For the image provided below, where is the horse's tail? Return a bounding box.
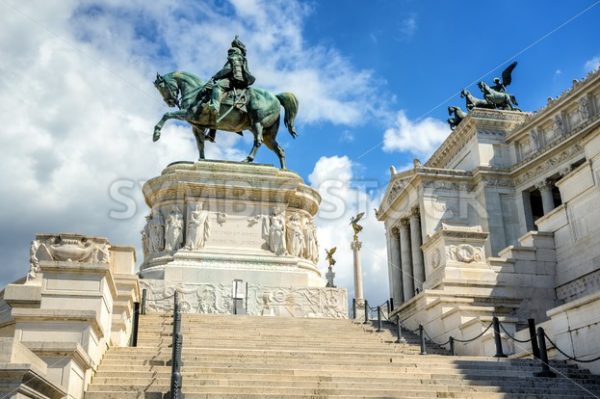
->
[276,92,298,138]
[511,95,518,106]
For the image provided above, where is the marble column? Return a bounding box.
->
[399,219,414,301]
[410,209,425,293]
[351,239,364,306]
[389,227,403,305]
[537,181,555,215]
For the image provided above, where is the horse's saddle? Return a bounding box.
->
[220,87,249,113]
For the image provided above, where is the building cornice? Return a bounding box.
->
[426,109,529,169]
[507,67,600,142]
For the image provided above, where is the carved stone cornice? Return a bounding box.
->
[426,109,528,169]
[507,67,600,141]
[512,139,585,187]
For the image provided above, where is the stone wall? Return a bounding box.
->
[0,234,139,399]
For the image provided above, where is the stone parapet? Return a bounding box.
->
[0,234,139,399]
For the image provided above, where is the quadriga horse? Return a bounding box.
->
[460,88,493,111]
[477,81,520,111]
[153,71,298,169]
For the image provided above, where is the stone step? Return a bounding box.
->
[87,382,594,396]
[84,385,599,398]
[94,364,592,379]
[89,375,600,389]
[85,314,600,398]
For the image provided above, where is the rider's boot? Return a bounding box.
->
[207,129,217,143]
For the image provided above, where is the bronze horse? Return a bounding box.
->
[153,71,298,169]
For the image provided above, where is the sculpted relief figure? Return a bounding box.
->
[262,209,287,255]
[27,240,41,281]
[148,209,165,254]
[529,129,542,152]
[185,203,211,250]
[578,96,593,123]
[303,218,319,263]
[165,208,184,252]
[141,215,151,259]
[286,214,305,257]
[553,114,566,137]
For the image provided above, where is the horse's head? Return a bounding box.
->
[448,106,456,115]
[154,73,180,108]
[477,81,487,92]
[460,89,467,98]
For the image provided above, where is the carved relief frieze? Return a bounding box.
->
[139,280,347,318]
[513,143,584,186]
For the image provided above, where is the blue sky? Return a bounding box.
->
[0,0,599,304]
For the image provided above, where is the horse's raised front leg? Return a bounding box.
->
[153,110,190,142]
[243,123,264,163]
[192,127,206,161]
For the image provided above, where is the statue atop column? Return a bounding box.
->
[350,212,365,242]
[325,247,337,288]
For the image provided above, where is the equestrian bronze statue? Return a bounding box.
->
[152,37,298,169]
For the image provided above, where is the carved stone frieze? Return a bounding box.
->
[513,143,584,186]
[139,280,348,318]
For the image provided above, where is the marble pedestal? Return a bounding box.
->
[139,161,347,318]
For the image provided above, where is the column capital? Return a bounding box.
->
[410,207,420,219]
[535,179,552,192]
[351,240,362,251]
[400,218,410,228]
[391,226,400,238]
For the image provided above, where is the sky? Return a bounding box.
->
[0,0,599,307]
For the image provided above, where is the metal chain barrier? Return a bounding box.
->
[499,321,532,344]
[452,321,493,343]
[544,331,600,364]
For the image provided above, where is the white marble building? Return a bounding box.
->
[378,67,600,370]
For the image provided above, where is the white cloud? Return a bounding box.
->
[0,0,382,285]
[584,55,600,73]
[309,156,389,305]
[382,110,450,157]
[398,15,417,40]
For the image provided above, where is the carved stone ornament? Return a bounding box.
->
[445,244,483,263]
[32,234,110,264]
[185,204,211,251]
[553,114,566,137]
[261,208,287,256]
[139,280,347,318]
[431,248,442,269]
[578,95,593,123]
[513,143,584,186]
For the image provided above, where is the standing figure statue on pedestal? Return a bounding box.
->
[262,208,287,256]
[165,208,184,253]
[286,214,305,257]
[185,203,211,250]
[148,209,165,254]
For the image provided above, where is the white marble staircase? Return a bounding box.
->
[84,314,600,398]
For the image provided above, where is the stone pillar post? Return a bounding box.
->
[389,227,403,305]
[399,219,414,301]
[351,239,364,306]
[537,181,555,215]
[410,209,425,292]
